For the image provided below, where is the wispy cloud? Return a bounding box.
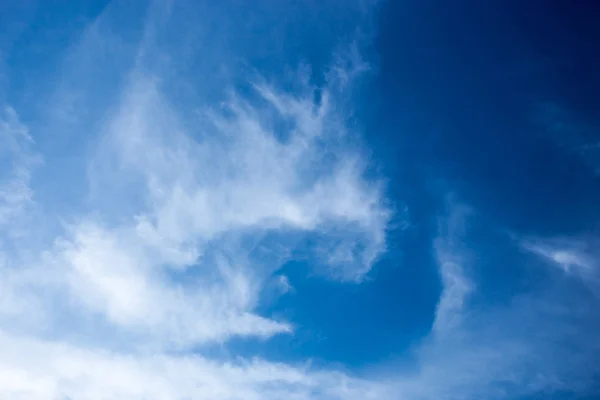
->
[393,202,600,400]
[522,236,600,295]
[0,329,390,400]
[0,2,394,398]
[0,107,39,231]
[432,202,474,334]
[1,66,389,342]
[2,2,599,399]
[522,237,596,273]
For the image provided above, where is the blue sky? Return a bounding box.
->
[1,1,599,399]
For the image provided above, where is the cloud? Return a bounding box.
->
[0,330,390,400]
[0,107,39,231]
[389,202,600,400]
[2,2,599,399]
[95,75,388,266]
[2,77,598,400]
[0,1,394,397]
[0,65,389,347]
[522,237,595,273]
[521,236,600,295]
[432,202,474,334]
[275,274,294,294]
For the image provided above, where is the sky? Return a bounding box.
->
[1,1,599,399]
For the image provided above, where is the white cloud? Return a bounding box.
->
[2,2,599,399]
[0,2,393,396]
[3,82,596,400]
[0,63,389,349]
[275,274,294,294]
[0,330,389,400]
[0,107,39,230]
[432,202,474,334]
[405,203,600,400]
[521,236,600,298]
[2,99,598,398]
[522,237,596,274]
[89,69,389,279]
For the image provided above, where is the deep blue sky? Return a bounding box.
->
[371,0,600,235]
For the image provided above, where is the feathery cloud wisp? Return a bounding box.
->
[0,2,393,397]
